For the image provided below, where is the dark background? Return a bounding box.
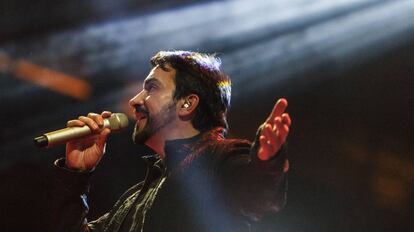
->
[0,0,413,231]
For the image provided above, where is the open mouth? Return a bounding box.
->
[135,113,147,121]
[134,111,148,123]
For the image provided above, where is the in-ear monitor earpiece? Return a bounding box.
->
[183,101,191,108]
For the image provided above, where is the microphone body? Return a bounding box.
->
[34,113,129,148]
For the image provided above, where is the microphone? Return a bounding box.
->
[34,113,129,148]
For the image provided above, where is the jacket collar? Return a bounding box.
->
[140,133,202,172]
[163,132,203,170]
[141,128,225,172]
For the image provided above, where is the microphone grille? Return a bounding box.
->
[108,113,129,131]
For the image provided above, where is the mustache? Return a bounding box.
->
[134,105,149,115]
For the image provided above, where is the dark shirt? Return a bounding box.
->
[50,128,287,232]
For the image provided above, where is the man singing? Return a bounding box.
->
[51,51,291,231]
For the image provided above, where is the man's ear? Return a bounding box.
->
[178,94,199,118]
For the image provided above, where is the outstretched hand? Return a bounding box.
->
[257,98,291,164]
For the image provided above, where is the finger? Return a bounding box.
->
[273,116,282,131]
[266,98,288,123]
[268,117,285,149]
[259,135,271,150]
[281,113,291,127]
[275,115,290,133]
[101,111,112,118]
[87,113,104,127]
[275,118,289,144]
[263,123,278,151]
[67,119,85,127]
[78,116,100,132]
[258,135,272,160]
[96,128,111,149]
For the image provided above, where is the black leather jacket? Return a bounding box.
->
[50,128,288,232]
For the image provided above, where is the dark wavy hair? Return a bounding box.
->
[150,50,231,134]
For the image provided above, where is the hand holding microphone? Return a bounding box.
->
[35,111,128,171]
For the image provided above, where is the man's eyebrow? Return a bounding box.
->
[143,77,161,86]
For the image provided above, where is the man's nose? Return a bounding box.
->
[129,91,145,107]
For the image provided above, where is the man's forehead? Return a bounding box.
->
[143,65,175,85]
[145,68,158,81]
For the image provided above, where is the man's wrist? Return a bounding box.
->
[56,158,95,173]
[53,158,93,195]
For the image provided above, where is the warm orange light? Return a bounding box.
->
[1,52,91,101]
[14,60,91,100]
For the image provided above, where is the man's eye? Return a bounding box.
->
[146,85,156,92]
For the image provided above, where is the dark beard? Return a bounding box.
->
[132,102,176,144]
[132,117,152,144]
